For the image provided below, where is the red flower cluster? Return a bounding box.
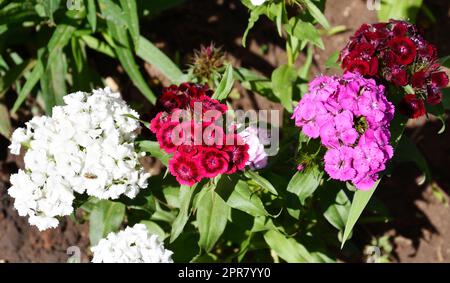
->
[340,20,449,118]
[150,83,249,186]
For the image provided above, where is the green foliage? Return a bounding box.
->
[89,200,126,245]
[271,64,297,112]
[5,0,441,264]
[196,188,230,252]
[1,0,184,114]
[378,0,423,23]
[212,64,235,100]
[287,166,322,206]
[263,229,314,263]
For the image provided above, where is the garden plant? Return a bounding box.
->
[0,0,449,263]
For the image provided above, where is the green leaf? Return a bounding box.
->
[71,37,85,73]
[214,174,240,201]
[85,0,97,32]
[12,55,44,113]
[120,0,139,50]
[136,140,170,166]
[98,0,128,27]
[285,18,324,49]
[82,35,116,58]
[440,56,450,68]
[244,170,278,195]
[212,63,234,100]
[0,103,12,139]
[275,2,283,37]
[378,0,423,22]
[46,23,77,66]
[40,49,67,114]
[170,185,196,243]
[0,3,37,26]
[235,68,277,101]
[302,0,330,29]
[227,180,269,217]
[0,59,35,98]
[323,189,351,231]
[325,51,340,69]
[298,44,313,79]
[271,64,297,112]
[341,182,378,248]
[264,229,314,263]
[136,36,184,83]
[43,0,61,22]
[197,189,230,252]
[89,200,126,246]
[251,216,276,232]
[140,220,166,240]
[302,0,330,30]
[287,166,323,205]
[101,2,156,104]
[242,6,265,47]
[12,23,75,113]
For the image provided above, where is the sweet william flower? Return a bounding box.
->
[387,36,417,65]
[8,88,150,230]
[199,147,230,177]
[324,146,356,182]
[224,134,250,174]
[398,94,426,119]
[340,20,448,117]
[431,71,449,88]
[151,83,249,186]
[168,153,203,186]
[240,125,270,170]
[292,73,394,190]
[91,224,174,263]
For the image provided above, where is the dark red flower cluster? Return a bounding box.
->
[150,83,249,186]
[340,20,449,118]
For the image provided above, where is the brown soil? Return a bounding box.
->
[1,0,449,262]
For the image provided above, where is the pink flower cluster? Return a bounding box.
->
[292,72,395,190]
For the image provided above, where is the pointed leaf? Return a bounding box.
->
[245,170,278,195]
[323,189,351,231]
[212,64,234,100]
[264,230,315,263]
[287,166,322,205]
[227,180,269,217]
[40,49,67,114]
[271,64,297,112]
[85,0,97,32]
[302,0,330,29]
[89,200,126,245]
[136,36,184,83]
[101,1,156,104]
[120,0,140,49]
[197,189,230,252]
[170,185,196,243]
[136,140,170,166]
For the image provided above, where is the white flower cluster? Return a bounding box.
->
[8,88,150,231]
[91,224,173,263]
